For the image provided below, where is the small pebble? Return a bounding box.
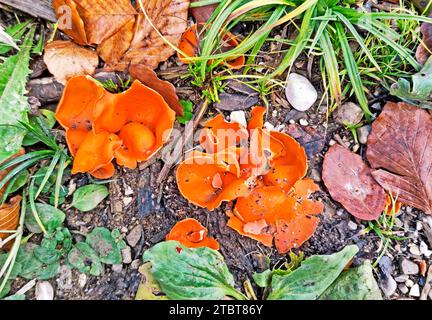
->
[285,73,318,111]
[78,273,87,288]
[131,259,141,270]
[299,118,309,126]
[288,119,295,124]
[395,275,409,282]
[409,284,420,297]
[356,125,371,144]
[352,144,360,153]
[348,221,358,231]
[112,264,123,273]
[230,110,247,128]
[381,276,397,297]
[420,241,432,257]
[264,122,275,130]
[401,259,419,275]
[405,279,414,287]
[398,284,409,294]
[123,197,133,206]
[409,244,421,256]
[126,225,143,247]
[329,139,336,146]
[334,102,363,125]
[122,246,132,264]
[35,281,54,300]
[124,185,134,196]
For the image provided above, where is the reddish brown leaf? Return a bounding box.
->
[190,0,217,24]
[367,102,432,214]
[43,40,99,84]
[129,64,183,115]
[416,23,432,65]
[53,0,136,45]
[118,0,190,70]
[322,144,386,220]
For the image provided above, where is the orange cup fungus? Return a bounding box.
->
[166,218,220,250]
[56,75,175,178]
[178,24,245,69]
[176,107,324,254]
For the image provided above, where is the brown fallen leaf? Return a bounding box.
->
[285,124,326,158]
[129,64,183,115]
[322,144,386,220]
[0,196,21,248]
[190,0,217,24]
[367,102,432,214]
[119,0,190,70]
[43,40,99,84]
[53,0,136,45]
[416,23,432,65]
[0,149,25,200]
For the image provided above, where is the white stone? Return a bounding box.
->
[299,118,309,126]
[78,273,87,288]
[398,284,409,294]
[420,241,432,258]
[285,73,318,111]
[405,279,414,287]
[348,221,358,231]
[264,122,275,130]
[409,284,420,297]
[230,111,247,128]
[35,281,54,300]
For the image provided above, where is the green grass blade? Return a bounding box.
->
[319,29,342,106]
[0,150,54,171]
[28,178,48,235]
[54,153,68,208]
[308,8,331,56]
[34,150,61,199]
[335,22,372,119]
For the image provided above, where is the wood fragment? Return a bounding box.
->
[0,0,56,22]
[420,265,432,300]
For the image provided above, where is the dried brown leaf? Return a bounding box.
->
[322,144,386,220]
[129,64,183,115]
[416,23,432,65]
[118,0,190,70]
[43,40,98,84]
[190,0,217,24]
[367,102,432,214]
[53,0,136,45]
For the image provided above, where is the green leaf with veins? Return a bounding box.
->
[71,184,109,212]
[0,27,35,162]
[390,55,432,109]
[319,260,382,300]
[67,242,104,276]
[86,227,122,265]
[142,241,247,300]
[267,245,359,300]
[25,203,65,234]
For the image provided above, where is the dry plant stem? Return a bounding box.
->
[0,194,26,294]
[157,99,210,184]
[0,0,56,21]
[243,279,257,300]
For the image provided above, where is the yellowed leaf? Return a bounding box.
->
[43,40,99,84]
[135,262,168,300]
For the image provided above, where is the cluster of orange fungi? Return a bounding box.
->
[56,75,175,179]
[166,218,219,250]
[178,24,245,69]
[176,107,324,253]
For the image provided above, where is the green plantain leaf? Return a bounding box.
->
[0,27,35,162]
[267,245,359,300]
[71,184,109,212]
[319,260,382,300]
[86,227,122,265]
[142,241,247,300]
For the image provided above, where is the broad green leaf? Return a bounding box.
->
[253,270,272,288]
[33,246,62,265]
[71,184,109,212]
[267,245,359,300]
[16,245,60,280]
[390,55,432,110]
[25,203,65,233]
[0,27,35,162]
[143,241,247,300]
[135,262,168,300]
[67,242,104,276]
[86,227,122,265]
[176,100,194,124]
[319,261,382,300]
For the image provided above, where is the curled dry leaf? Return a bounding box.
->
[166,218,219,250]
[118,0,190,70]
[190,0,218,24]
[176,107,323,253]
[53,0,136,45]
[367,102,432,214]
[416,23,432,65]
[129,64,183,115]
[43,40,99,84]
[0,195,21,244]
[322,144,386,221]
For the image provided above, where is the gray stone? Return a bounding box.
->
[381,276,397,297]
[395,275,409,282]
[356,125,371,144]
[122,246,132,264]
[35,281,54,300]
[78,273,87,288]
[405,279,414,287]
[285,73,318,111]
[112,264,123,273]
[334,102,363,125]
[56,265,73,291]
[126,225,143,247]
[348,221,358,231]
[401,259,419,275]
[398,284,409,294]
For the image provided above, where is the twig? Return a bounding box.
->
[420,265,432,300]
